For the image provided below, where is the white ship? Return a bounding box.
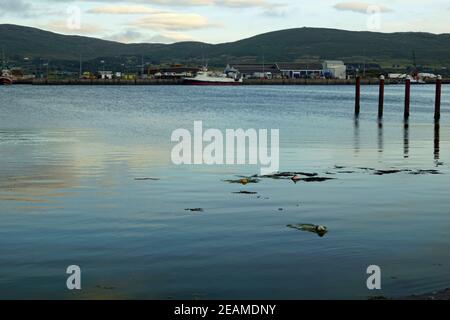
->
[183,68,242,86]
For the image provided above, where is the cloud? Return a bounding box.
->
[0,0,32,17]
[334,2,393,14]
[216,0,272,8]
[43,20,106,35]
[132,12,219,31]
[146,31,194,43]
[106,29,145,42]
[88,5,163,14]
[262,7,287,18]
[105,28,193,43]
[66,0,273,9]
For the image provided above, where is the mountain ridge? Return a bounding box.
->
[1,24,450,68]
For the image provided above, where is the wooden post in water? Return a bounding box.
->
[355,76,361,116]
[404,77,411,119]
[435,75,442,121]
[378,75,385,118]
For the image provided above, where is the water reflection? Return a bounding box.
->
[377,119,383,154]
[434,121,440,161]
[403,120,409,159]
[353,117,360,155]
[0,129,169,207]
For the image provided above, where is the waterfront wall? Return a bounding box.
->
[14,78,450,86]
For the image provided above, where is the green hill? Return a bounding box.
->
[1,24,450,70]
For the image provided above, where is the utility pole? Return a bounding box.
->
[1,47,5,70]
[363,49,366,78]
[262,46,265,78]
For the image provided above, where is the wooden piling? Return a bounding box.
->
[435,75,442,121]
[355,76,361,116]
[404,77,411,119]
[378,75,385,118]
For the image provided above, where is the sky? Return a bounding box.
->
[0,0,449,44]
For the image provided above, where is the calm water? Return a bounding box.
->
[0,85,449,300]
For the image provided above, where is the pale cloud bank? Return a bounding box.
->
[334,2,393,14]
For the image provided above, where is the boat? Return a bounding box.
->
[183,68,242,86]
[0,69,13,85]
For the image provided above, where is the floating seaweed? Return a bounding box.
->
[257,172,335,183]
[373,169,408,176]
[374,168,442,176]
[287,223,328,237]
[261,172,319,179]
[409,169,442,175]
[302,177,335,182]
[233,191,258,195]
[185,208,204,212]
[224,177,260,185]
[134,177,160,181]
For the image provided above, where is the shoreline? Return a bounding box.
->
[11,78,450,86]
[370,288,450,300]
[401,288,450,300]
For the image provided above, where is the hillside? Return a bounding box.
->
[1,24,450,69]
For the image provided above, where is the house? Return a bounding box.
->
[225,64,281,79]
[323,60,347,79]
[276,62,324,79]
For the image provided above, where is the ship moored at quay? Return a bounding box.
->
[182,67,243,85]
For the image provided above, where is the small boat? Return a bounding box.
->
[183,67,242,86]
[0,69,13,85]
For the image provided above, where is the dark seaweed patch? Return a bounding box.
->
[260,172,319,179]
[233,191,258,195]
[409,169,442,175]
[302,177,335,182]
[287,224,328,237]
[185,208,204,212]
[373,169,409,176]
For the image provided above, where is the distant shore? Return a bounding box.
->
[12,78,450,86]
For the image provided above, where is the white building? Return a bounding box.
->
[99,71,113,80]
[323,60,347,79]
[276,63,324,79]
